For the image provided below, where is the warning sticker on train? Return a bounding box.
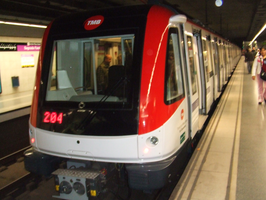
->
[181,109,184,120]
[84,15,104,30]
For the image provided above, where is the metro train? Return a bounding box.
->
[25,3,241,200]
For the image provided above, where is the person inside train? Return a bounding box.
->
[245,47,255,73]
[251,46,266,104]
[252,46,257,58]
[96,54,112,94]
[117,54,122,65]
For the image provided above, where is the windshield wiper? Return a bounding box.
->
[73,76,128,134]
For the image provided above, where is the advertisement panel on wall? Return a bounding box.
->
[21,54,35,68]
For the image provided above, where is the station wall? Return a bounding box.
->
[0,36,42,96]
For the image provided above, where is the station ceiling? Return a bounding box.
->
[0,0,266,47]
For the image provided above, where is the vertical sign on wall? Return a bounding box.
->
[17,44,40,68]
[21,54,34,68]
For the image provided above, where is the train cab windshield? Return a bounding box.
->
[45,34,134,105]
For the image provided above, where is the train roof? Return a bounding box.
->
[47,4,177,38]
[54,4,153,22]
[47,4,234,45]
[48,5,153,36]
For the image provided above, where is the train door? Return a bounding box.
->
[218,44,225,89]
[225,45,231,80]
[193,30,214,115]
[204,36,214,112]
[212,41,221,98]
[191,30,208,131]
[229,46,233,72]
[192,30,205,116]
[216,42,223,92]
[223,45,228,82]
[185,32,199,138]
[166,15,189,149]
[228,46,232,73]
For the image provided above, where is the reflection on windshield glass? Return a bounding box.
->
[46,35,134,103]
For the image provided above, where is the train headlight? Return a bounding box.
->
[144,148,149,154]
[73,182,85,195]
[146,136,159,147]
[29,128,33,135]
[59,181,72,194]
[29,128,35,144]
[150,136,159,145]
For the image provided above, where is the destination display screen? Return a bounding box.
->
[43,111,64,124]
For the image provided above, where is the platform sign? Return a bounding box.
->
[17,45,40,52]
[0,43,26,51]
[0,43,40,52]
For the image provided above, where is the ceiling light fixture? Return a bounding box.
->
[249,23,266,46]
[215,0,223,7]
[0,21,47,29]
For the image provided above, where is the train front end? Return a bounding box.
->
[26,4,190,199]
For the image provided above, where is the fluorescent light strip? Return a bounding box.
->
[0,20,47,29]
[249,23,266,46]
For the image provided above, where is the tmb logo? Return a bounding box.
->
[84,15,104,30]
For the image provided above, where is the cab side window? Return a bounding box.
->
[165,28,185,105]
[187,36,197,95]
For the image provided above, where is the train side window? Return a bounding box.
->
[186,36,197,95]
[165,28,185,104]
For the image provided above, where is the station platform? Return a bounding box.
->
[0,90,32,114]
[0,90,31,159]
[170,56,266,200]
